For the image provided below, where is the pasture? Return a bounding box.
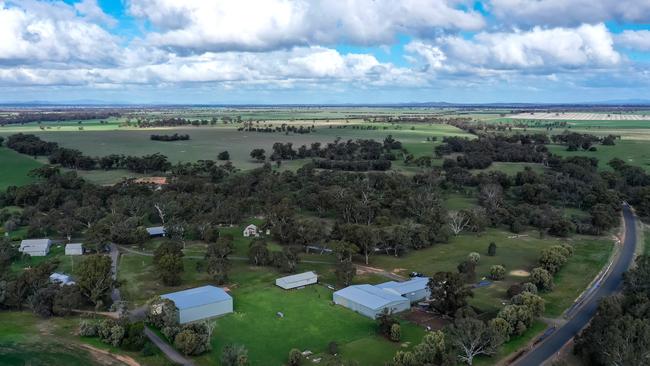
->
[369,229,613,316]
[0,147,42,190]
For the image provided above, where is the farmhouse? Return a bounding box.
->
[275,271,318,289]
[65,243,83,256]
[146,226,166,237]
[243,224,259,237]
[161,285,233,324]
[19,238,51,257]
[376,277,430,303]
[333,284,410,319]
[50,273,74,286]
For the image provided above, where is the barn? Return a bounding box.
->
[161,285,233,324]
[146,226,166,237]
[275,271,318,290]
[19,239,52,257]
[333,284,410,319]
[376,277,430,303]
[65,243,83,256]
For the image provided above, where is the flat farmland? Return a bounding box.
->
[507,112,650,121]
[1,123,471,171]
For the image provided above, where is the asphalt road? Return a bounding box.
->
[513,204,638,365]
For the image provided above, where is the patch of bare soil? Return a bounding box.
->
[402,308,449,330]
[509,269,530,277]
[78,344,141,366]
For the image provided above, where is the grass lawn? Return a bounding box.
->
[0,311,169,366]
[0,147,42,190]
[196,264,425,366]
[369,229,613,316]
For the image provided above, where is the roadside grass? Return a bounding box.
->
[0,147,42,190]
[542,238,613,317]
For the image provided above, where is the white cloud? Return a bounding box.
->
[407,24,622,74]
[0,1,121,66]
[74,0,117,27]
[616,30,650,51]
[127,0,485,52]
[488,0,650,27]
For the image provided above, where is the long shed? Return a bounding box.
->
[19,239,51,257]
[161,285,233,324]
[275,271,317,289]
[333,284,410,319]
[65,243,83,256]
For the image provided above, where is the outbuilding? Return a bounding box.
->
[376,277,430,303]
[50,273,75,286]
[161,285,233,324]
[243,224,259,237]
[275,271,318,290]
[333,284,410,319]
[65,243,83,256]
[146,226,166,237]
[19,239,51,257]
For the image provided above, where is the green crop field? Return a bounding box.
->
[0,147,42,190]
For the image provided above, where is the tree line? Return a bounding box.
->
[150,133,190,141]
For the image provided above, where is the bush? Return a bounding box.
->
[141,342,157,357]
[327,341,338,355]
[467,252,481,264]
[288,348,302,366]
[487,242,497,256]
[220,344,249,366]
[217,151,230,161]
[390,323,401,342]
[121,322,146,351]
[79,321,98,337]
[507,283,523,298]
[521,282,538,295]
[530,267,554,291]
[489,265,506,280]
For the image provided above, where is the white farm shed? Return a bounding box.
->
[275,271,317,289]
[333,284,410,319]
[161,285,233,324]
[243,224,259,237]
[146,226,166,237]
[65,243,83,256]
[19,239,51,257]
[376,277,430,303]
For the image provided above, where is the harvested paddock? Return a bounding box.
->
[507,112,650,121]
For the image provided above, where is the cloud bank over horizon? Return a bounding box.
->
[0,0,649,104]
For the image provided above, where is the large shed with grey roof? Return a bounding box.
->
[161,285,233,324]
[275,271,318,289]
[376,277,430,303]
[19,239,51,257]
[333,284,410,319]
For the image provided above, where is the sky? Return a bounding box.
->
[1,0,650,104]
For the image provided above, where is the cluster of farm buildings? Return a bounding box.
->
[17,223,431,326]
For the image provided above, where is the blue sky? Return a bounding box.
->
[1,0,650,104]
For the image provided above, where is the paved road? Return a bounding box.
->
[513,204,638,365]
[145,327,195,366]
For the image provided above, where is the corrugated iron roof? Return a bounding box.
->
[334,284,408,310]
[376,277,430,295]
[162,285,231,310]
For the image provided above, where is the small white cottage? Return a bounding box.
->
[243,224,259,237]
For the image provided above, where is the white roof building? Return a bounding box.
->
[161,285,233,324]
[65,243,83,256]
[19,239,51,257]
[50,273,75,286]
[243,224,259,237]
[275,271,318,290]
[333,284,411,319]
[376,277,430,303]
[146,226,166,237]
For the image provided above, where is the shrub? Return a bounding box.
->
[390,323,401,342]
[467,252,481,264]
[489,265,506,280]
[79,321,98,337]
[288,348,302,366]
[521,282,538,294]
[507,283,523,298]
[327,341,338,355]
[487,242,497,256]
[530,267,554,291]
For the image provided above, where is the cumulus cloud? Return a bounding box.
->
[616,30,650,51]
[407,23,621,74]
[74,0,117,27]
[488,0,650,27]
[0,0,121,66]
[127,0,485,52]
